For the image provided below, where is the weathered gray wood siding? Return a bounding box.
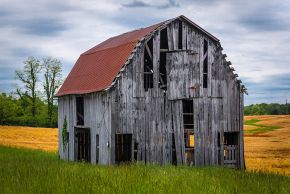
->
[83,92,112,164]
[58,92,112,164]
[109,18,244,167]
[58,95,76,161]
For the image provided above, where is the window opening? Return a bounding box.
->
[159,52,167,90]
[203,39,208,88]
[160,28,169,49]
[144,38,153,91]
[76,96,84,125]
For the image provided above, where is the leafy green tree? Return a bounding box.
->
[15,57,42,119]
[42,57,62,127]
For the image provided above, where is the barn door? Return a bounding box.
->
[115,134,132,164]
[75,127,91,162]
[166,51,200,100]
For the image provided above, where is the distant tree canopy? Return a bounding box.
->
[244,103,290,115]
[0,92,57,127]
[0,56,62,128]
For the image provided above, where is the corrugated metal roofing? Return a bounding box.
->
[56,23,162,96]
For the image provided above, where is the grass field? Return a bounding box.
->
[0,146,289,194]
[0,115,289,176]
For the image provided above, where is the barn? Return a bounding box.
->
[56,15,246,169]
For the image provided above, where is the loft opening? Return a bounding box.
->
[160,28,168,50]
[159,27,168,90]
[144,38,153,91]
[182,99,194,165]
[76,96,84,125]
[203,39,208,88]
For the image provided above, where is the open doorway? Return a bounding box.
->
[115,134,132,164]
[183,99,195,166]
[75,127,91,162]
[223,132,239,168]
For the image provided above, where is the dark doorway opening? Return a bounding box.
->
[76,96,84,125]
[223,132,239,168]
[182,99,195,166]
[171,133,177,165]
[75,127,90,162]
[115,134,132,164]
[96,134,99,164]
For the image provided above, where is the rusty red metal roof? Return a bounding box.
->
[56,23,162,96]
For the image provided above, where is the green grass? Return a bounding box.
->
[244,119,282,134]
[0,146,289,194]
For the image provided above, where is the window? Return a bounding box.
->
[203,39,208,88]
[178,20,183,49]
[144,38,153,91]
[76,96,84,125]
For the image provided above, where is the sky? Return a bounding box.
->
[0,0,290,105]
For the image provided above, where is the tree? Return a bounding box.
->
[42,57,62,127]
[15,57,42,119]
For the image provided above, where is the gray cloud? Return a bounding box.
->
[122,0,179,9]
[23,19,67,36]
[122,0,151,8]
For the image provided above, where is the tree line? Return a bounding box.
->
[0,57,62,127]
[244,103,290,115]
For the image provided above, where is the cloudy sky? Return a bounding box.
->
[0,0,290,105]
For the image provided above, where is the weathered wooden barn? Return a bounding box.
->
[56,15,246,169]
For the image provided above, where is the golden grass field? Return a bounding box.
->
[244,115,290,176]
[0,115,289,176]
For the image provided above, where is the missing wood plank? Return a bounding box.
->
[178,20,183,49]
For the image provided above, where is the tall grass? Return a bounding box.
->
[0,146,289,194]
